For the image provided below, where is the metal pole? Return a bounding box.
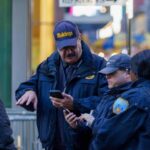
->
[127,18,131,55]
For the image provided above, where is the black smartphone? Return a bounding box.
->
[49,90,64,99]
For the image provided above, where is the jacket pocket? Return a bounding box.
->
[37,106,56,145]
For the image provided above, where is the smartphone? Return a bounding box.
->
[49,90,64,99]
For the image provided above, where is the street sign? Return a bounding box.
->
[59,0,126,7]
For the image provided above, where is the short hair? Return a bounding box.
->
[131,50,150,80]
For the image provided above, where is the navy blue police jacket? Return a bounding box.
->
[0,99,16,150]
[15,41,108,149]
[90,79,150,150]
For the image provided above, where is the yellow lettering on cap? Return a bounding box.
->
[57,32,73,38]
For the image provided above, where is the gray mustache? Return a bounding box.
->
[66,53,76,58]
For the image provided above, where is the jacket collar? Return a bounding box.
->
[132,78,150,88]
[72,41,97,76]
[107,82,132,95]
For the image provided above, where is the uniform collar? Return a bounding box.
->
[107,82,132,95]
[132,78,150,88]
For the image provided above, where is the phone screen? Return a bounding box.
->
[49,90,64,99]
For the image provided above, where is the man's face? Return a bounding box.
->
[58,39,82,64]
[106,70,131,89]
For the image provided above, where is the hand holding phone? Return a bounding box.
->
[64,109,70,115]
[49,90,64,99]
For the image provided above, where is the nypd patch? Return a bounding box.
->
[113,97,129,115]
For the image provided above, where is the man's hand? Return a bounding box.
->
[16,90,38,110]
[50,93,73,110]
[63,110,78,128]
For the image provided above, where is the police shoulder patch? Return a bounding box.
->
[113,97,129,115]
[85,75,95,79]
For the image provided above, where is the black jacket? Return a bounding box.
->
[0,99,16,150]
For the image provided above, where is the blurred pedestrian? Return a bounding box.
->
[0,99,16,150]
[15,20,108,150]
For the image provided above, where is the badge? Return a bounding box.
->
[85,75,95,79]
[113,97,129,115]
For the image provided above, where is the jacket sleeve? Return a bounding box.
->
[15,73,38,111]
[0,100,16,150]
[15,61,45,111]
[73,73,108,113]
[69,121,92,150]
[90,106,147,150]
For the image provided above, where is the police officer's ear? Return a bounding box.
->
[78,33,82,41]
[77,34,82,46]
[126,69,130,74]
[130,70,138,81]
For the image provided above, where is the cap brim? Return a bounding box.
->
[99,67,118,74]
[56,38,77,50]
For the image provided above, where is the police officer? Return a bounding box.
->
[15,20,108,150]
[0,99,16,150]
[64,53,132,148]
[89,50,150,150]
